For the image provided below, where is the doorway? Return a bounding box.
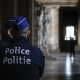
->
[59,7,78,52]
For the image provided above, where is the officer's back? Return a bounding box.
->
[1,16,45,80]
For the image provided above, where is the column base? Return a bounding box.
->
[47,44,60,53]
[41,45,57,60]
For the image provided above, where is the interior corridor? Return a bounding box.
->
[0,0,80,80]
[40,52,80,80]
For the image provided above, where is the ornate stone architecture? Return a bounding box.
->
[34,0,50,48]
[34,1,57,60]
[36,0,80,53]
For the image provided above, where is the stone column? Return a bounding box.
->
[29,0,34,45]
[46,7,60,52]
[78,10,80,45]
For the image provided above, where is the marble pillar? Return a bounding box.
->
[46,7,59,52]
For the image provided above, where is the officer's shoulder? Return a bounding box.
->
[31,46,43,55]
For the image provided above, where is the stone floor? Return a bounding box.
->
[40,52,80,80]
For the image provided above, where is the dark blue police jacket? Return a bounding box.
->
[0,34,10,48]
[0,36,45,80]
[0,34,10,80]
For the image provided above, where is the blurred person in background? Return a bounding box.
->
[70,37,75,57]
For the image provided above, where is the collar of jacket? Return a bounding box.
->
[13,36,28,42]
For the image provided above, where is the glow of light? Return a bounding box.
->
[71,26,74,37]
[65,26,75,40]
[66,55,71,75]
[74,36,76,40]
[71,57,74,63]
[66,26,70,37]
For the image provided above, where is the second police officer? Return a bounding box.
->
[0,18,15,80]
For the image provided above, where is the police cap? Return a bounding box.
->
[3,18,15,28]
[12,15,29,31]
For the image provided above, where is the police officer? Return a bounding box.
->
[1,15,45,80]
[0,18,15,80]
[0,18,15,48]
